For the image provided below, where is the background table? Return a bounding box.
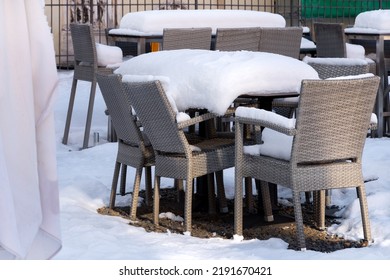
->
[345,28,390,137]
[108,9,286,55]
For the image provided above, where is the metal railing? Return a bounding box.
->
[44,0,389,68]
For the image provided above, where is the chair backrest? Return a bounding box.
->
[258,27,303,59]
[162,28,212,50]
[70,23,97,65]
[304,57,370,79]
[95,73,145,146]
[292,76,379,165]
[214,27,261,51]
[122,80,189,154]
[314,22,346,58]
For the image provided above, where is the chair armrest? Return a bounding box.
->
[272,97,299,108]
[177,112,217,130]
[235,107,297,136]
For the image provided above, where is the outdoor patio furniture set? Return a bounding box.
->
[62,10,382,250]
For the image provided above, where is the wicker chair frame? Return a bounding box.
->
[122,80,235,233]
[314,22,376,74]
[235,76,380,250]
[63,23,113,149]
[96,73,155,220]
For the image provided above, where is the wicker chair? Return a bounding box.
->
[314,22,376,74]
[62,23,120,149]
[122,80,235,233]
[234,76,380,250]
[258,27,303,59]
[95,73,155,220]
[162,28,212,50]
[273,58,376,217]
[214,27,261,51]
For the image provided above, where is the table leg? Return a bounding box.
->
[376,37,386,137]
[137,38,146,55]
[253,97,279,214]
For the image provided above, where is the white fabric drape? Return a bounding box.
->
[0,0,61,259]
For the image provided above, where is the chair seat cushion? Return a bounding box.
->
[244,128,292,161]
[346,43,366,59]
[96,43,123,66]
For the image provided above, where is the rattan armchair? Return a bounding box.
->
[273,57,376,222]
[62,23,121,149]
[313,22,376,74]
[96,73,154,220]
[234,76,380,250]
[162,28,212,50]
[122,80,235,233]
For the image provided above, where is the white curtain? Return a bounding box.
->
[0,0,62,259]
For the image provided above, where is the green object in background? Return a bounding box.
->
[301,0,389,18]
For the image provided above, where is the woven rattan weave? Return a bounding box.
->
[214,27,261,51]
[258,27,303,59]
[162,28,212,50]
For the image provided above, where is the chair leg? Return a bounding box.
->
[184,177,194,233]
[313,190,326,230]
[62,78,78,145]
[258,181,274,222]
[153,175,161,226]
[119,164,127,196]
[109,161,121,209]
[234,176,244,237]
[357,185,372,243]
[82,80,97,149]
[144,166,152,206]
[216,170,228,213]
[325,190,332,207]
[174,179,184,204]
[130,167,143,220]
[292,190,306,250]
